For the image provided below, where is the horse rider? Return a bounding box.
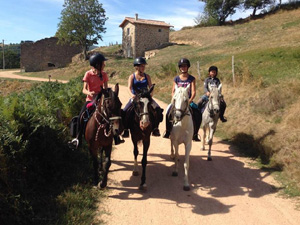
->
[122,57,164,137]
[163,58,201,141]
[197,65,227,122]
[68,53,124,149]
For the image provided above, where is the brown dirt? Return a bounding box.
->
[0,70,68,83]
[96,85,300,225]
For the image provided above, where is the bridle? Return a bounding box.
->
[171,93,190,123]
[94,91,122,141]
[207,87,221,118]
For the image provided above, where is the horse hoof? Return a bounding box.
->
[170,154,175,160]
[132,171,139,176]
[172,171,178,177]
[183,185,190,191]
[201,147,205,151]
[207,157,212,161]
[139,184,147,191]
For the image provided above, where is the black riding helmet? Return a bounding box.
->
[89,53,107,67]
[178,58,190,68]
[133,57,147,66]
[208,66,218,74]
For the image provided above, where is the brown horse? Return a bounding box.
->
[85,83,123,188]
[128,85,156,190]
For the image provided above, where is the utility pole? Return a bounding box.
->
[2,39,5,70]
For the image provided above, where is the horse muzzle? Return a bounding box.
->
[140,121,150,130]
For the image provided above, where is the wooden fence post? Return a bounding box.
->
[232,56,235,86]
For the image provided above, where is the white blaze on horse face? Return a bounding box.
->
[173,87,189,121]
[210,86,220,113]
[140,97,150,130]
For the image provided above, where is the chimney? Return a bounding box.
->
[135,13,138,21]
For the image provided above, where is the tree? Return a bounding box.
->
[243,0,275,17]
[56,0,108,60]
[199,0,241,25]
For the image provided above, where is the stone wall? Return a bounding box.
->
[121,22,170,58]
[121,22,136,58]
[20,37,81,72]
[135,24,169,58]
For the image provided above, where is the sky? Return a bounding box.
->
[0,0,275,46]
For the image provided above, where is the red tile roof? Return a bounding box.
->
[119,17,173,28]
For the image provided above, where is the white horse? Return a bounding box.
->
[201,83,222,161]
[169,84,193,191]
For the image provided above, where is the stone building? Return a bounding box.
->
[20,37,81,72]
[119,14,173,58]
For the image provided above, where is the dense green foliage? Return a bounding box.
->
[199,0,241,25]
[0,77,103,224]
[56,0,108,59]
[0,44,20,69]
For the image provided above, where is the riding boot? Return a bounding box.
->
[163,115,172,139]
[121,109,130,138]
[114,135,125,145]
[219,99,227,123]
[191,107,201,142]
[152,107,163,137]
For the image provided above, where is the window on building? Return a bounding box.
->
[158,29,162,32]
[127,28,130,35]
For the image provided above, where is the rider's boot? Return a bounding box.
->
[219,99,227,123]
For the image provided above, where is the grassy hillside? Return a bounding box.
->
[2,7,300,197]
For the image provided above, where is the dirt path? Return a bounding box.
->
[98,85,300,225]
[2,71,299,224]
[0,70,67,83]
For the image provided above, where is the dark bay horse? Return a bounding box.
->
[128,85,155,190]
[85,83,123,188]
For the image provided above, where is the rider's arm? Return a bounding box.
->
[146,74,153,96]
[189,79,196,103]
[82,81,95,97]
[128,74,135,98]
[171,81,176,97]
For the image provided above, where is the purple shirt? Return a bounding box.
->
[174,75,195,98]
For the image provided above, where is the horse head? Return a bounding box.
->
[208,83,222,116]
[101,83,123,136]
[172,84,190,122]
[133,85,154,131]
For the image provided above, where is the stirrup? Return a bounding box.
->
[68,138,79,150]
[114,136,125,145]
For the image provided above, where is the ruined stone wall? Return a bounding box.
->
[121,22,136,58]
[20,37,81,72]
[135,24,169,58]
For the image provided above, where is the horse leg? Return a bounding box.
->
[89,144,100,186]
[207,125,215,161]
[183,142,192,191]
[170,139,175,160]
[202,126,206,150]
[132,142,139,176]
[139,140,150,190]
[172,143,179,177]
[100,146,112,188]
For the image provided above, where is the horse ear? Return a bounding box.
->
[149,84,155,94]
[114,83,119,96]
[175,83,179,90]
[218,83,222,93]
[186,83,190,91]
